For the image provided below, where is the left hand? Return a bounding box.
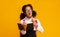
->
[32,18,38,28]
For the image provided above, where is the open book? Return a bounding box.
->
[17,23,34,31]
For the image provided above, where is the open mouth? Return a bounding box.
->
[29,13,30,15]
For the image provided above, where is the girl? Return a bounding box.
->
[18,4,44,37]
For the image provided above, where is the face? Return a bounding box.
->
[25,6,32,18]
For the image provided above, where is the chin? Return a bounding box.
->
[28,16,32,18]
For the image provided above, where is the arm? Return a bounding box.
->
[18,20,27,35]
[37,19,44,33]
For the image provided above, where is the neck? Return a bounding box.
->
[26,16,33,19]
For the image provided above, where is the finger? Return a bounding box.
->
[32,18,35,22]
[23,20,25,23]
[23,20,27,25]
[35,20,38,23]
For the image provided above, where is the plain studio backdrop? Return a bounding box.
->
[0,0,60,37]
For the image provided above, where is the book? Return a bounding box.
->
[17,23,34,31]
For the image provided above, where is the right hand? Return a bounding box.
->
[22,20,27,31]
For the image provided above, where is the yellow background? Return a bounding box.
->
[0,0,60,37]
